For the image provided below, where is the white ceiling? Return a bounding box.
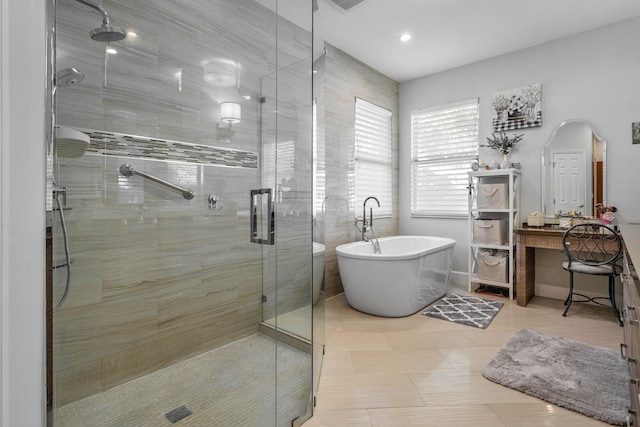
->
[266,0,640,82]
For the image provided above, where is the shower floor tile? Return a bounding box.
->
[55,334,311,427]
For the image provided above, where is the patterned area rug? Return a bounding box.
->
[422,294,503,329]
[482,329,629,425]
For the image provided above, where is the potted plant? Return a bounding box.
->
[483,132,523,168]
[595,203,617,225]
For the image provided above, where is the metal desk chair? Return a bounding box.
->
[561,223,623,326]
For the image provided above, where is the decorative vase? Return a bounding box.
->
[500,154,511,169]
[600,213,613,225]
[497,110,508,124]
[525,107,537,122]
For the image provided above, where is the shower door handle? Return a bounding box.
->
[250,188,275,245]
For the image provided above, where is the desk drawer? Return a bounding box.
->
[622,246,640,403]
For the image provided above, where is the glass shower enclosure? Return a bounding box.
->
[49,0,319,425]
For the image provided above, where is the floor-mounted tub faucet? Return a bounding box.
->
[360,196,381,253]
[362,196,380,233]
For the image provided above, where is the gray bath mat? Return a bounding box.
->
[422,293,503,329]
[482,328,629,425]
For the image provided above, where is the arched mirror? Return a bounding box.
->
[542,120,606,218]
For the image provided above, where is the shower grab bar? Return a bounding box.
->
[119,164,195,200]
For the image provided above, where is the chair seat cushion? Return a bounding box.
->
[561,260,623,275]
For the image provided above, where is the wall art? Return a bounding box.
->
[492,83,542,131]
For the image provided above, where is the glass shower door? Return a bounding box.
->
[260,54,314,424]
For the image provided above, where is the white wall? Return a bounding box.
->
[0,0,47,425]
[399,18,640,292]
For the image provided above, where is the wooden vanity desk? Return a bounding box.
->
[515,226,567,306]
[515,224,623,306]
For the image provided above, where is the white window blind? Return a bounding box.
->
[313,98,325,216]
[411,98,479,217]
[354,97,392,217]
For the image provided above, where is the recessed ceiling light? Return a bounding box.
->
[106,47,118,55]
[400,33,412,42]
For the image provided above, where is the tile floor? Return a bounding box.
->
[306,291,624,426]
[55,334,311,426]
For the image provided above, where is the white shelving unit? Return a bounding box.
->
[467,169,521,299]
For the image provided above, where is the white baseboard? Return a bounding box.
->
[535,282,622,302]
[451,273,621,303]
[449,271,467,292]
[535,283,572,300]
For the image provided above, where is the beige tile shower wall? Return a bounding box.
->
[321,44,400,298]
[55,0,310,153]
[53,0,313,406]
[53,155,263,405]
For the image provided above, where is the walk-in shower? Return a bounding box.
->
[49,0,319,425]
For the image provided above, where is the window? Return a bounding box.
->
[354,97,392,217]
[411,98,479,217]
[313,98,324,217]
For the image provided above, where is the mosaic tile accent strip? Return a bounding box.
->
[80,129,258,169]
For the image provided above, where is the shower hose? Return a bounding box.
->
[53,190,72,312]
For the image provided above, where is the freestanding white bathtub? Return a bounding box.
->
[336,235,455,317]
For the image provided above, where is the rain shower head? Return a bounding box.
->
[55,127,90,158]
[74,0,127,42]
[55,67,85,87]
[90,24,127,42]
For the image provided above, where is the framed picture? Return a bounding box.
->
[492,83,542,131]
[633,122,640,144]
